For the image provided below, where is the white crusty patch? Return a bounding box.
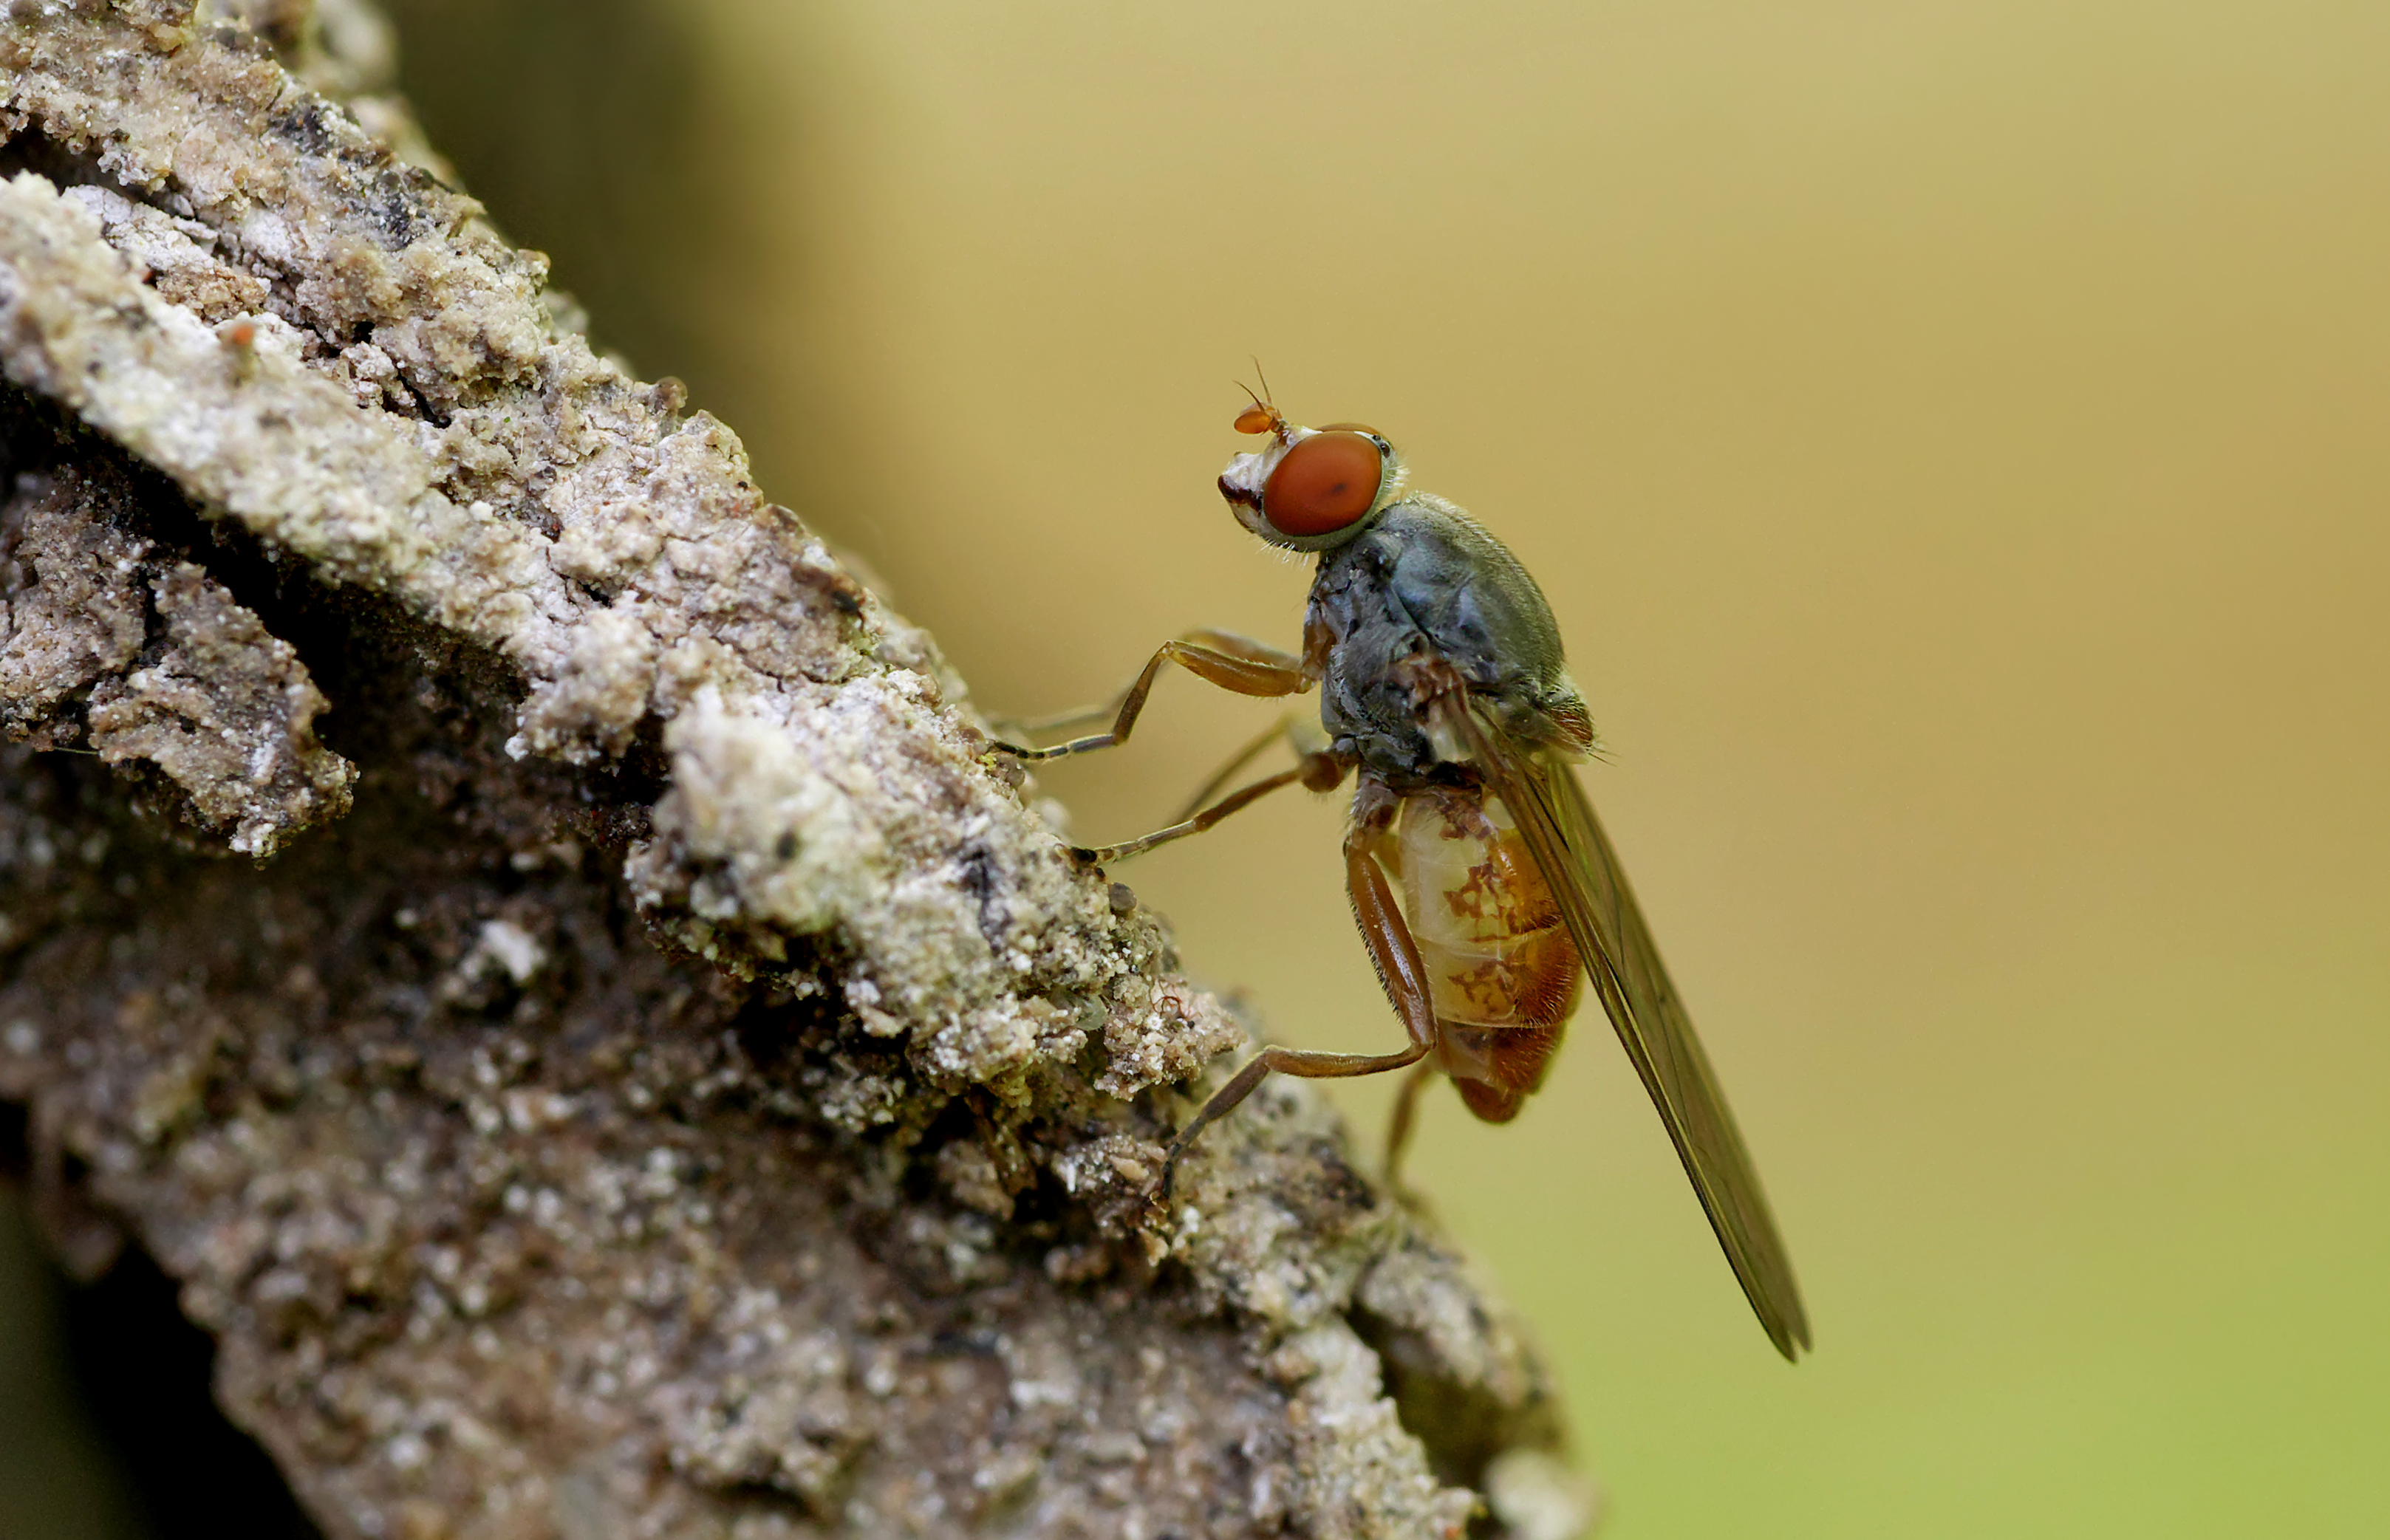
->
[651,686,888,936]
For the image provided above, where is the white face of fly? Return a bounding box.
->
[1217,418,1314,544]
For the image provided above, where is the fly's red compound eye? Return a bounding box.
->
[1233,404,1279,435]
[1263,430,1387,536]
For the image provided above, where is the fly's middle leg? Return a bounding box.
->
[1171,710,1338,821]
[1071,713,1346,866]
[1071,763,1305,864]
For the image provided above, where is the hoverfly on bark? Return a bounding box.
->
[997,395,1810,1358]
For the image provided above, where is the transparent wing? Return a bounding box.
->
[1452,697,1812,1359]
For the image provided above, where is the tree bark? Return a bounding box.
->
[0,4,1592,1536]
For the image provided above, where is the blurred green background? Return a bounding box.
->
[7,1,2386,1534]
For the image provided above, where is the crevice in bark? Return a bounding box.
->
[1,383,362,753]
[58,1235,328,1540]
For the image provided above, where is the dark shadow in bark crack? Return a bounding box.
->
[1351,1296,1566,1505]
[58,1239,327,1540]
[1,1109,319,1540]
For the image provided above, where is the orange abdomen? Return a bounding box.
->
[1377,792,1583,1121]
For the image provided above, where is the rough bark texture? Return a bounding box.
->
[0,5,1594,1537]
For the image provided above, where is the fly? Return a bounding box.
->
[996,394,1811,1358]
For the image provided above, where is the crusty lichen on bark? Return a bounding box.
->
[0,5,1595,1537]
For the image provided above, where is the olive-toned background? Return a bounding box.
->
[7,1,2386,1535]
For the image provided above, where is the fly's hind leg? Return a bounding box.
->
[1155,1041,1430,1198]
[1153,824,1440,1198]
[991,631,1309,763]
[1382,1059,1438,1200]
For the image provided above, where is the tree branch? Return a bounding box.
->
[0,4,1593,1535]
